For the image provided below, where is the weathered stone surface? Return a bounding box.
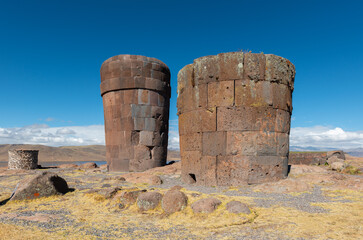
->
[137,192,163,211]
[8,150,38,170]
[327,150,346,160]
[226,201,251,214]
[101,55,170,172]
[191,198,221,213]
[98,187,121,199]
[10,172,69,201]
[161,189,188,214]
[331,162,346,171]
[80,162,98,169]
[177,52,295,186]
[289,152,328,165]
[119,189,146,206]
[57,164,78,169]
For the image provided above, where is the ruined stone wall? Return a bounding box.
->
[8,150,38,170]
[101,55,170,172]
[289,150,345,165]
[177,52,295,186]
[289,152,328,165]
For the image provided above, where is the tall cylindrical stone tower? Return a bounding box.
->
[177,52,295,185]
[101,55,171,172]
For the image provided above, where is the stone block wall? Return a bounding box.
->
[177,52,295,185]
[101,55,170,172]
[289,150,345,165]
[8,150,39,170]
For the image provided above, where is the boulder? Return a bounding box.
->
[98,187,121,199]
[57,164,78,169]
[191,198,221,213]
[137,192,163,211]
[118,189,146,206]
[327,156,345,165]
[327,150,345,160]
[161,189,188,214]
[10,172,69,201]
[331,162,346,171]
[226,201,251,214]
[80,162,98,169]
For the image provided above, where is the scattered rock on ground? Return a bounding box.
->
[10,172,69,201]
[137,192,163,211]
[80,162,98,169]
[226,201,251,214]
[162,189,188,214]
[99,164,108,170]
[118,189,146,206]
[99,187,121,199]
[327,156,345,165]
[57,164,78,169]
[191,198,221,213]
[331,162,346,171]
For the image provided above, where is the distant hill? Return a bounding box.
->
[0,144,106,162]
[290,146,363,157]
[0,144,181,163]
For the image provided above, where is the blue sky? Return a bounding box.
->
[0,0,362,149]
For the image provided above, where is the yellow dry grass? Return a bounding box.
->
[0,169,362,239]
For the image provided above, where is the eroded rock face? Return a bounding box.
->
[10,172,69,201]
[100,55,171,172]
[191,197,222,213]
[137,192,163,211]
[161,189,188,214]
[177,52,295,185]
[226,201,251,214]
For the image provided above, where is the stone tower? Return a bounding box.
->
[101,55,170,172]
[177,52,295,185]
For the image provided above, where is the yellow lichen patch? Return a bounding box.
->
[254,199,363,240]
[322,188,363,201]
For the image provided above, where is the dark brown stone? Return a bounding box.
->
[226,201,251,214]
[161,189,188,214]
[10,172,69,201]
[191,197,221,213]
[137,192,163,211]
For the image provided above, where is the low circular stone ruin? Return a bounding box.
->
[8,150,39,170]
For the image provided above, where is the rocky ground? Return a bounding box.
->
[0,156,362,240]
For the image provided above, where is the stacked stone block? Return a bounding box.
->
[177,52,295,185]
[8,150,39,170]
[101,55,170,172]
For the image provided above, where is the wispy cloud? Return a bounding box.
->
[0,125,105,146]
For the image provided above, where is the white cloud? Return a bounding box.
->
[2,123,360,151]
[165,125,363,150]
[0,125,105,146]
[290,126,363,149]
[56,128,76,135]
[168,130,180,150]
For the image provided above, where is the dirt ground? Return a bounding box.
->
[0,155,362,240]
